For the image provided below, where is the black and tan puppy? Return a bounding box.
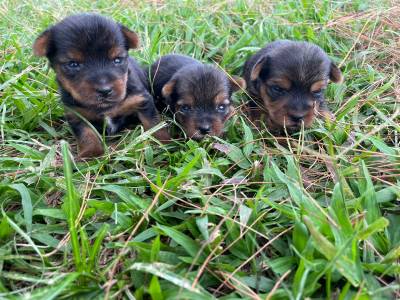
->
[148,54,246,140]
[33,14,169,158]
[243,40,343,132]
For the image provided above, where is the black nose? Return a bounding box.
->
[96,86,113,97]
[289,114,305,123]
[198,124,211,135]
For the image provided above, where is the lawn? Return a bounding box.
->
[0,0,399,299]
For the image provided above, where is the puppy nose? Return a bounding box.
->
[198,124,211,135]
[289,114,305,123]
[96,86,113,97]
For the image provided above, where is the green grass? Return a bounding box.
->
[0,0,399,299]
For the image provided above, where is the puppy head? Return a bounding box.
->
[161,65,245,140]
[33,14,139,109]
[250,40,343,130]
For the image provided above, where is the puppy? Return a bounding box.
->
[33,14,169,158]
[148,54,246,140]
[242,40,343,132]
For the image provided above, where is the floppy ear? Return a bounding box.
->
[161,80,176,98]
[33,29,51,57]
[120,25,139,49]
[229,75,246,92]
[329,61,343,83]
[250,55,268,81]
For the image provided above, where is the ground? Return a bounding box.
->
[0,0,399,299]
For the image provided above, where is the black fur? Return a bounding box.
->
[148,54,243,140]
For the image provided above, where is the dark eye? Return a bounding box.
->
[312,89,324,97]
[216,104,227,113]
[180,105,191,112]
[270,85,285,94]
[113,57,124,65]
[66,61,80,69]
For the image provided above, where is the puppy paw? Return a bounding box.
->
[154,128,172,144]
[78,144,104,159]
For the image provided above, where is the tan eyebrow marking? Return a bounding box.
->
[66,50,84,61]
[310,80,328,92]
[266,77,292,90]
[108,46,125,59]
[214,92,229,105]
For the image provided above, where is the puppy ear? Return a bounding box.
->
[329,61,343,83]
[250,55,268,81]
[161,80,176,98]
[229,75,246,92]
[120,25,139,49]
[33,30,51,57]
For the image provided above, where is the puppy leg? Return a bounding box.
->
[137,96,171,143]
[66,114,104,158]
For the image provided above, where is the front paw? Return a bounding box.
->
[78,143,104,159]
[77,127,105,159]
[154,128,172,144]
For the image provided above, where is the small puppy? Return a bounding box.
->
[242,40,343,132]
[148,54,246,140]
[33,14,169,158]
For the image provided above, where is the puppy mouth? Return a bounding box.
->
[96,91,126,103]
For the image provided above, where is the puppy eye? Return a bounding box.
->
[66,61,80,69]
[180,105,191,112]
[216,104,227,113]
[312,89,324,97]
[113,57,124,65]
[270,85,285,94]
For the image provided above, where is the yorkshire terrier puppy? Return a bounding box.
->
[243,40,343,132]
[33,14,169,158]
[148,54,246,140]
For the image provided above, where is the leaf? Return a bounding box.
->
[242,119,254,159]
[239,204,252,231]
[151,235,161,262]
[148,275,163,300]
[303,216,361,287]
[61,141,82,271]
[128,263,206,294]
[359,160,380,224]
[101,185,147,210]
[196,216,209,241]
[22,273,79,300]
[330,183,352,237]
[0,216,13,239]
[357,217,389,241]
[213,139,251,169]
[33,208,66,220]
[157,224,203,259]
[10,184,32,233]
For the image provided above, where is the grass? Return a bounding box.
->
[0,0,399,299]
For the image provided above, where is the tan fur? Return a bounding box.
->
[66,50,84,62]
[120,26,139,49]
[214,92,229,105]
[229,75,246,91]
[77,127,104,158]
[267,77,292,90]
[108,47,125,59]
[161,80,176,97]
[310,80,328,92]
[33,31,50,57]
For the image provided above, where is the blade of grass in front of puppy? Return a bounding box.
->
[61,140,82,272]
[88,223,109,271]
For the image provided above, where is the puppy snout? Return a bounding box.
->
[198,123,211,135]
[96,86,113,97]
[289,113,305,124]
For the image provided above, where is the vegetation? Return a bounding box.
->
[0,0,399,299]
